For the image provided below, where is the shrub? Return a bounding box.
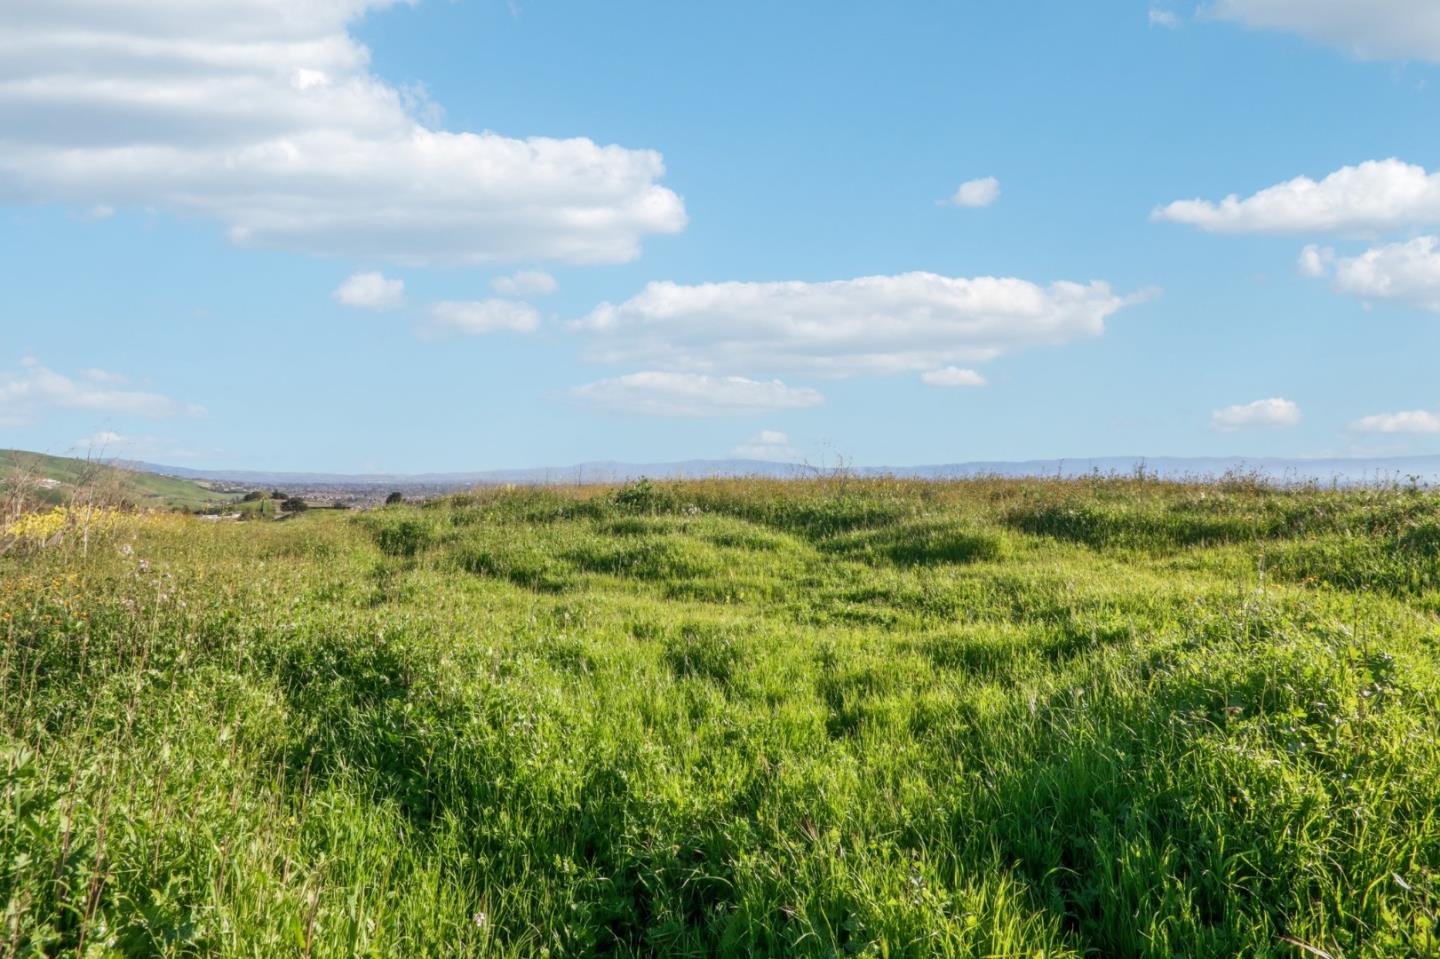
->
[612,478,674,515]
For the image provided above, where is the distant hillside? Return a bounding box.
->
[123,453,1440,489]
[0,450,240,510]
[121,458,810,486]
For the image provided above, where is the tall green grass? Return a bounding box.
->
[2,478,1439,956]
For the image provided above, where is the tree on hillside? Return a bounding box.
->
[386,492,404,505]
[281,497,308,513]
[242,491,265,502]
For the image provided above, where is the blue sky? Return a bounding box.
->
[4,0,1440,472]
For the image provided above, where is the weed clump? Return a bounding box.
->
[663,623,747,687]
[374,518,432,557]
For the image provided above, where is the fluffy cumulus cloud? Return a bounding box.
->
[491,270,558,297]
[1300,237,1440,312]
[731,429,802,462]
[1154,159,1440,234]
[947,177,1000,208]
[920,367,986,388]
[0,0,686,265]
[574,272,1143,377]
[571,372,824,417]
[1211,397,1302,431]
[0,358,204,426]
[1351,409,1440,434]
[333,271,404,310]
[424,300,539,336]
[1207,0,1440,62]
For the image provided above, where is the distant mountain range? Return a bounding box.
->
[120,454,1440,488]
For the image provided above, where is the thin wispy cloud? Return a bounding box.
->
[571,372,823,417]
[72,431,209,461]
[424,300,540,337]
[491,271,558,297]
[920,367,987,388]
[731,429,802,461]
[0,358,205,427]
[80,369,129,387]
[1351,409,1440,434]
[1207,0,1440,63]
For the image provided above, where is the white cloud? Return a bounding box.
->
[920,367,987,388]
[76,430,126,451]
[731,429,801,462]
[425,299,539,336]
[571,372,824,417]
[1351,409,1440,433]
[0,359,204,426]
[72,431,205,460]
[81,368,129,386]
[1154,159,1440,234]
[574,272,1145,378]
[1149,9,1180,28]
[1297,244,1334,278]
[0,0,686,265]
[1208,0,1440,62]
[1211,397,1302,431]
[947,177,1000,208]
[333,270,405,310]
[1301,236,1440,312]
[491,270,558,296]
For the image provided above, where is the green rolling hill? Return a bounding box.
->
[0,449,240,511]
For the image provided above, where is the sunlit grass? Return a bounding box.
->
[3,476,1439,956]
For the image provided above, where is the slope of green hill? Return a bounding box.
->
[0,449,239,510]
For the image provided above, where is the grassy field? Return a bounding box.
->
[233,496,281,519]
[3,476,1439,957]
[0,450,239,512]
